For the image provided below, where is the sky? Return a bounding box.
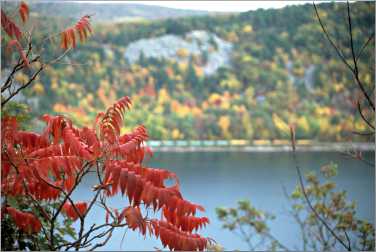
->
[80,1,313,12]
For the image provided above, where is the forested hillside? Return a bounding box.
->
[2,2,374,141]
[2,1,210,22]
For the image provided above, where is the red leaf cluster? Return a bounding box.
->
[1,96,211,250]
[1,115,94,200]
[98,97,211,250]
[1,2,30,66]
[5,207,42,234]
[62,201,87,221]
[19,1,29,23]
[60,15,92,49]
[97,96,132,144]
[1,9,22,40]
[118,206,147,235]
[151,219,209,251]
[163,207,210,233]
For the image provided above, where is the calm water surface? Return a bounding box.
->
[72,151,374,250]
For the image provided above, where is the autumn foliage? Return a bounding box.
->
[1,9,22,40]
[2,2,210,250]
[62,201,88,221]
[1,2,28,66]
[1,96,211,250]
[4,207,42,234]
[60,15,92,49]
[18,1,29,23]
[1,1,92,67]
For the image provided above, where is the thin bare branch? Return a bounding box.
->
[49,162,90,249]
[313,1,375,111]
[45,48,72,65]
[313,2,353,71]
[356,32,374,61]
[1,63,43,107]
[344,231,352,251]
[357,100,375,130]
[346,1,374,111]
[88,227,115,250]
[290,127,351,251]
[347,1,358,75]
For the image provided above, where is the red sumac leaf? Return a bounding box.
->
[122,206,146,235]
[60,15,92,49]
[1,10,22,40]
[62,201,87,221]
[19,1,29,23]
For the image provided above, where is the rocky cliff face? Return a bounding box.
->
[124,30,233,75]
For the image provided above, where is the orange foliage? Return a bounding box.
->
[60,15,92,49]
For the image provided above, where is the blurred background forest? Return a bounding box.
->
[1,1,375,251]
[1,1,374,142]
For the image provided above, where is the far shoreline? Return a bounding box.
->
[146,141,375,153]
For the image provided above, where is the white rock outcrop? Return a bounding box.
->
[124,30,233,75]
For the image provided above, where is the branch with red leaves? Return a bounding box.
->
[2,3,211,250]
[1,2,93,108]
[2,96,212,251]
[60,15,92,49]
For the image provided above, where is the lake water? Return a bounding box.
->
[72,151,375,251]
